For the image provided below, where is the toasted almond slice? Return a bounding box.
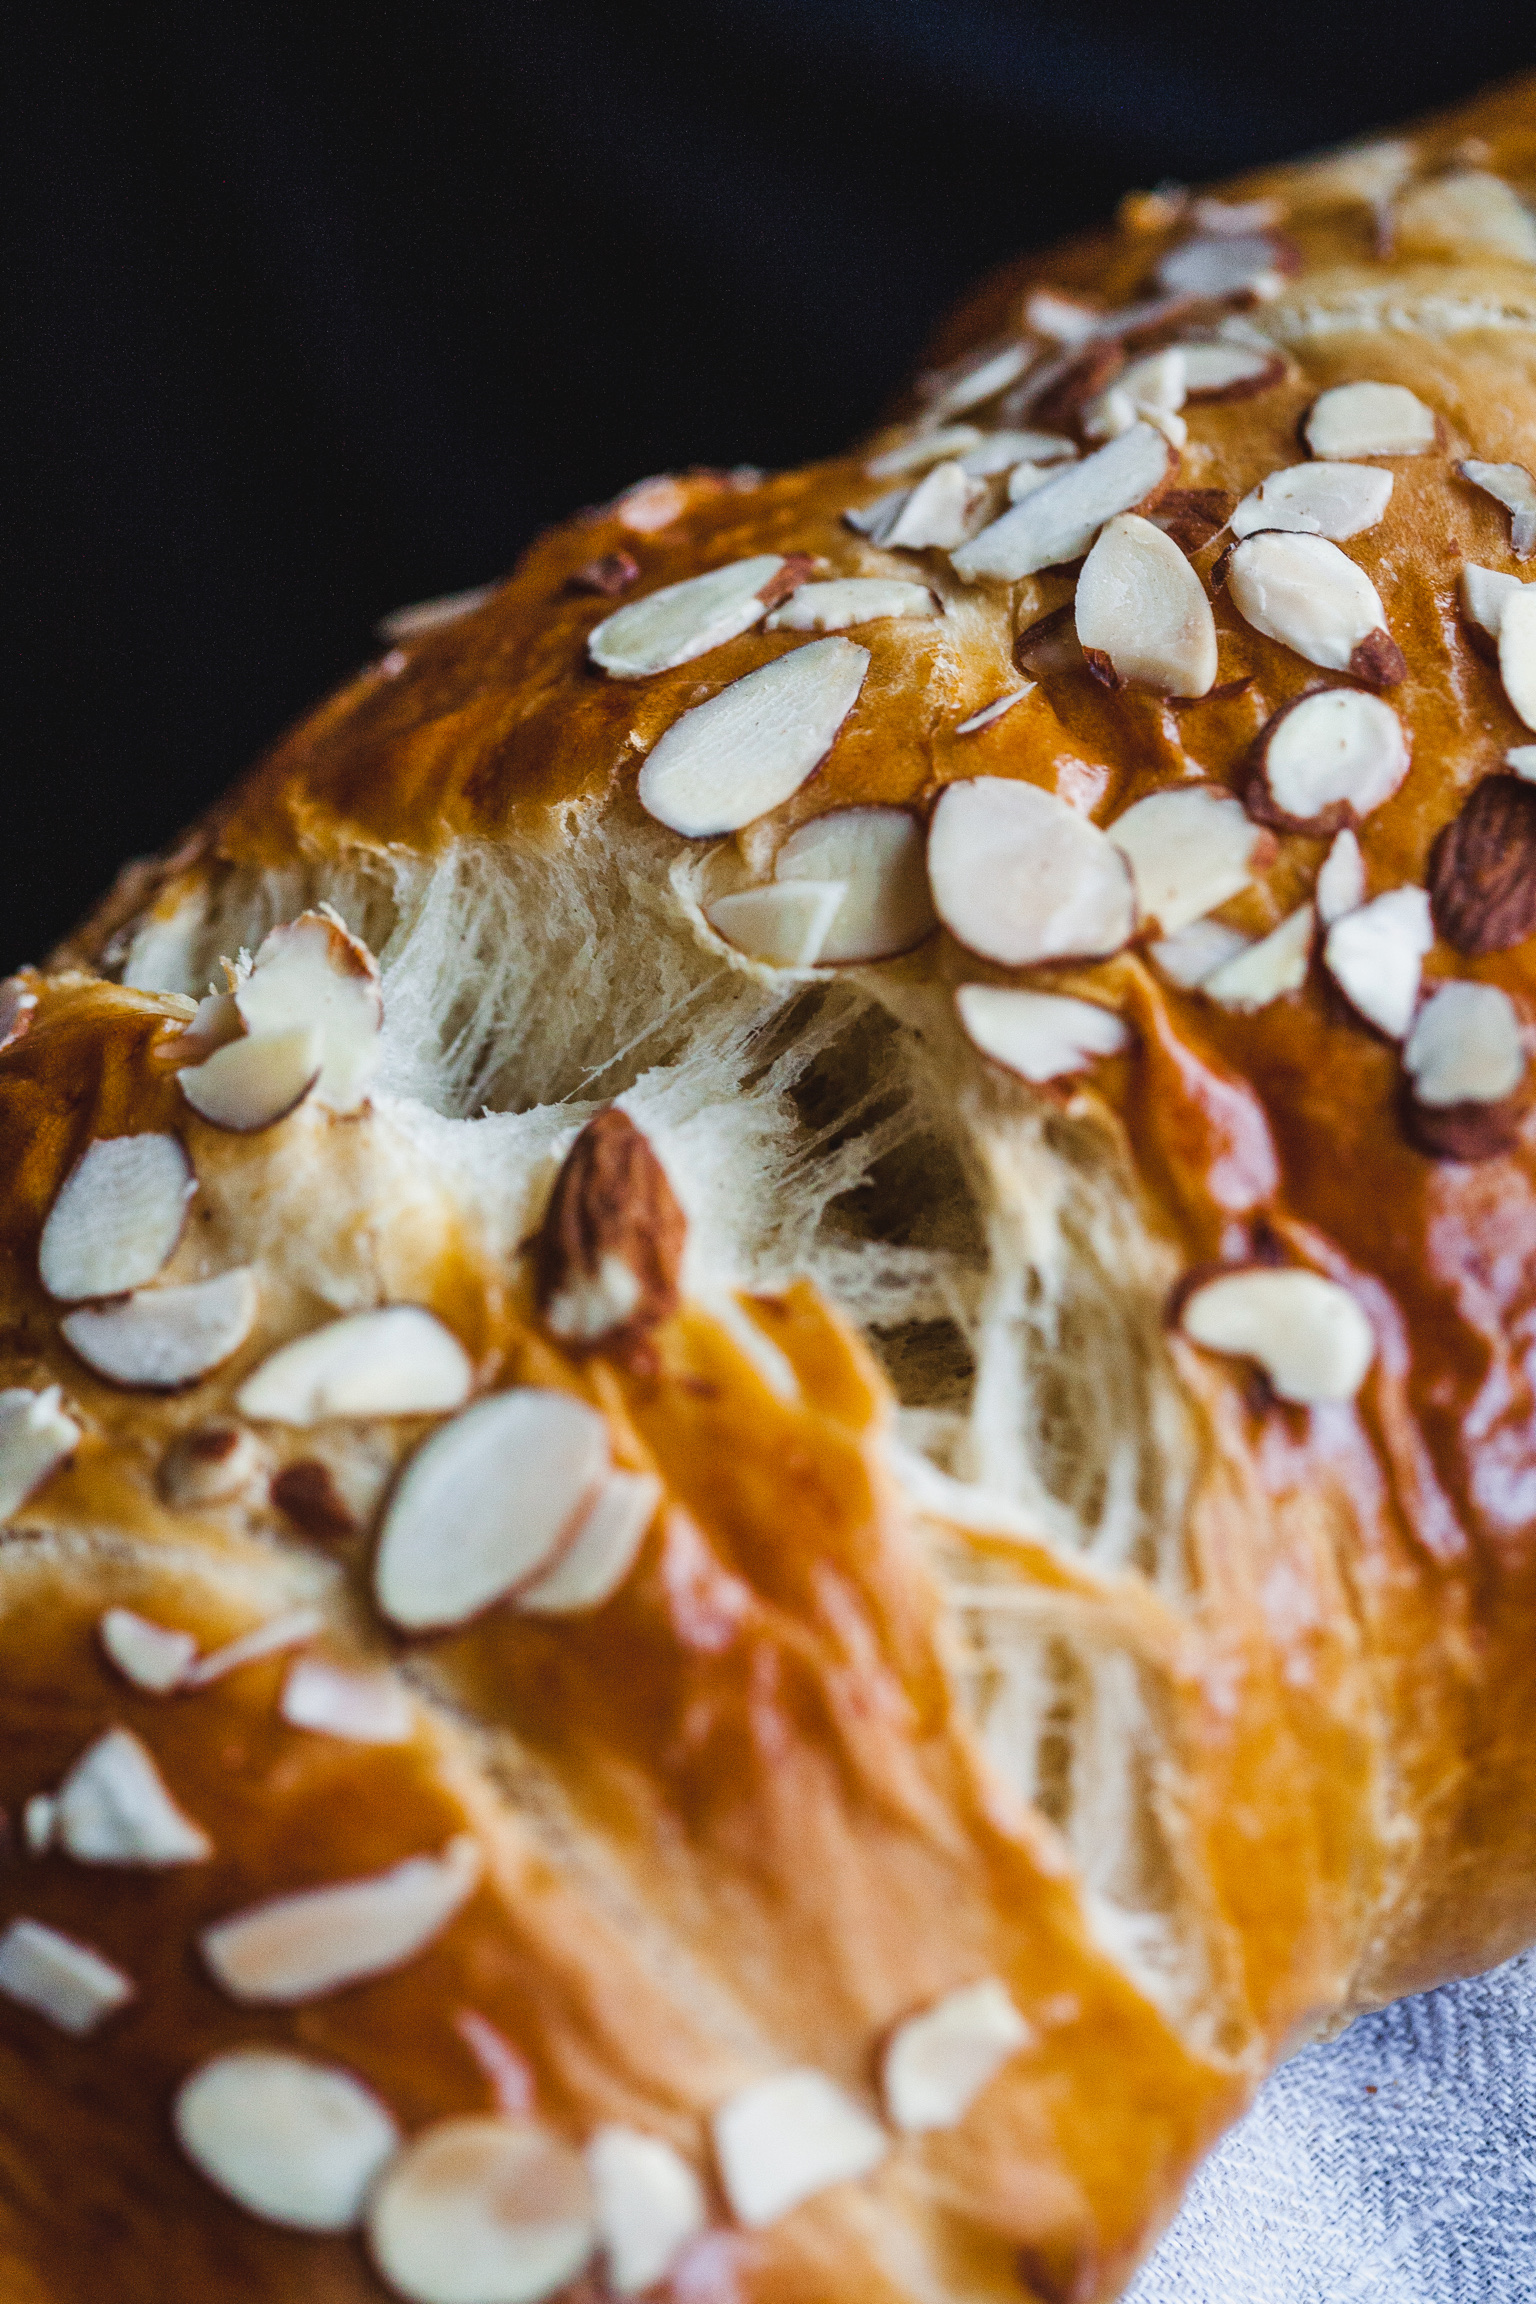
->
[1083,349,1187,442]
[951,424,1173,584]
[236,913,382,1113]
[517,1471,662,1616]
[377,583,496,644]
[61,1268,259,1390]
[183,1607,323,1687]
[1460,561,1528,639]
[928,778,1135,967]
[368,2118,595,2304]
[0,1385,80,1518]
[881,462,989,550]
[588,556,786,676]
[1316,829,1367,926]
[955,986,1128,1082]
[236,1306,472,1426]
[1304,381,1436,459]
[1508,744,1536,779]
[921,339,1033,418]
[201,1834,481,2004]
[0,1918,134,2036]
[1150,919,1251,989]
[178,1025,322,1133]
[99,1607,197,1693]
[1226,532,1397,680]
[1075,514,1218,696]
[1251,689,1409,829]
[1498,587,1536,730]
[1458,460,1536,559]
[1323,886,1433,1037]
[587,2127,708,2296]
[882,1979,1030,2134]
[765,578,937,633]
[176,2050,399,2233]
[1203,904,1315,1010]
[956,686,1035,734]
[865,425,984,478]
[1405,981,1525,1107]
[712,2070,889,2228]
[706,882,847,969]
[375,1390,610,1631]
[280,1657,415,1743]
[637,638,868,838]
[958,430,1076,476]
[774,805,936,962]
[1394,169,1536,262]
[55,1726,211,1865]
[1231,462,1393,542]
[1156,232,1289,299]
[1181,1267,1374,1403]
[1176,340,1285,399]
[842,485,909,543]
[1108,785,1264,932]
[39,1134,194,1303]
[158,1420,267,1509]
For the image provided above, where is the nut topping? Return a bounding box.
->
[1225,532,1400,682]
[712,2069,889,2227]
[1323,887,1434,1037]
[517,1470,663,1616]
[60,1268,260,1391]
[1316,829,1366,926]
[1075,514,1218,696]
[376,583,495,644]
[0,1386,80,1519]
[1429,775,1536,954]
[882,1978,1031,2133]
[587,2127,707,2296]
[706,883,848,969]
[535,1108,686,1354]
[1203,905,1315,1011]
[864,424,985,478]
[764,577,938,633]
[928,778,1135,967]
[1458,460,1536,559]
[1231,463,1393,542]
[1499,589,1536,731]
[368,2117,596,2304]
[1304,381,1437,459]
[39,1133,194,1304]
[157,1420,267,1510]
[1404,982,1529,1161]
[773,805,936,963]
[1108,785,1267,933]
[280,1657,414,1743]
[951,423,1173,584]
[0,1918,134,2036]
[178,1024,322,1134]
[200,1834,483,2003]
[233,911,383,1114]
[636,637,869,837]
[237,1305,473,1425]
[53,1726,212,1865]
[1247,688,1410,832]
[588,555,791,676]
[1180,1267,1375,1403]
[271,1458,359,1541]
[176,2050,400,2233]
[98,1607,197,1693]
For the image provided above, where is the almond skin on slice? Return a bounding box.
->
[0,1918,134,2036]
[957,985,1128,1086]
[951,423,1173,584]
[1075,514,1217,696]
[236,1305,473,1425]
[1246,688,1410,833]
[882,1978,1031,2134]
[1179,1266,1375,1404]
[1202,905,1315,1011]
[1108,785,1266,933]
[1323,886,1433,1038]
[705,882,848,969]
[927,778,1135,967]
[235,912,383,1114]
[271,1459,358,1542]
[1429,775,1536,954]
[1458,459,1536,559]
[1225,531,1402,683]
[535,1108,686,1357]
[175,2050,400,2233]
[1148,489,1236,553]
[636,637,869,837]
[200,1835,482,2003]
[157,1420,267,1509]
[54,1726,212,1865]
[587,555,789,676]
[38,1133,194,1303]
[774,805,937,963]
[1304,381,1437,459]
[1231,463,1393,542]
[1403,980,1529,1162]
[1499,587,1536,730]
[374,1390,611,1631]
[178,1024,322,1133]
[60,1267,259,1391]
[367,2118,596,2304]
[713,2070,888,2228]
[586,2126,707,2296]
[569,551,640,597]
[0,1385,80,1519]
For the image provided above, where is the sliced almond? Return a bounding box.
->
[637,637,868,837]
[535,1108,686,1355]
[517,1470,662,1616]
[39,1133,194,1303]
[1429,774,1536,954]
[201,1834,481,2003]
[0,1917,134,2036]
[955,985,1127,1082]
[865,425,984,478]
[157,1420,268,1509]
[236,1306,472,1426]
[765,578,936,633]
[928,777,1135,966]
[23,1795,55,1853]
[712,2070,889,2228]
[1156,232,1291,299]
[1458,460,1536,559]
[368,2118,595,2304]
[1108,785,1264,933]
[1149,488,1237,553]
[0,978,37,1054]
[183,1607,324,1687]
[55,1726,211,1865]
[377,583,496,644]
[1304,381,1436,459]
[588,556,786,676]
[1323,886,1433,1037]
[570,551,640,597]
[951,424,1173,584]
[235,912,382,1113]
[61,1267,259,1390]
[882,1978,1030,2134]
[1225,531,1400,682]
[1176,339,1285,399]
[1508,744,1536,779]
[1150,919,1251,989]
[1316,829,1366,926]
[1007,458,1068,503]
[177,2050,399,2233]
[376,1391,610,1631]
[1190,194,1284,234]
[958,430,1076,476]
[1231,462,1392,542]
[1393,169,1536,263]
[1499,586,1536,730]
[587,2126,707,2297]
[956,686,1034,734]
[1203,904,1315,1010]
[0,1385,80,1518]
[842,486,909,544]
[281,1657,415,1743]
[705,883,847,968]
[1460,561,1528,639]
[1248,688,1409,830]
[1180,1267,1375,1403]
[1023,289,1103,341]
[1075,514,1217,696]
[774,805,936,962]
[881,461,989,550]
[178,1025,322,1133]
[1405,980,1525,1106]
[920,339,1033,418]
[1083,349,1187,442]
[99,1607,197,1693]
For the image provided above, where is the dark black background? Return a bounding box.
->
[9,4,1536,971]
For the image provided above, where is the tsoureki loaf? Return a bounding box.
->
[6,69,1536,2304]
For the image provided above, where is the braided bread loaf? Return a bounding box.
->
[7,70,1536,2304]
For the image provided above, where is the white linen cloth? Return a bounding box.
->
[1129,1948,1536,2303]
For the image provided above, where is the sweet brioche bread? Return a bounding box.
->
[7,69,1536,2304]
